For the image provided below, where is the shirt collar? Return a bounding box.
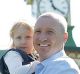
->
[41,49,66,66]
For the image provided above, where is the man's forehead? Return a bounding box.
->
[35,12,67,32]
[35,16,57,25]
[36,12,67,25]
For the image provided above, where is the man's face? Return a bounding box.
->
[33,17,65,58]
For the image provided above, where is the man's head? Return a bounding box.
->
[33,12,68,61]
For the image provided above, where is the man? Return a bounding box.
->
[33,12,80,74]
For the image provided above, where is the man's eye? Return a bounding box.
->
[48,31,53,33]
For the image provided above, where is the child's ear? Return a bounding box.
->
[64,33,68,41]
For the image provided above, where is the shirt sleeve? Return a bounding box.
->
[14,61,39,74]
[4,51,23,74]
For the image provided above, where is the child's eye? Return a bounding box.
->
[26,36,31,38]
[16,36,21,39]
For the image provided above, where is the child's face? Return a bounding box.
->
[13,27,33,54]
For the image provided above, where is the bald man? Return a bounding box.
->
[33,12,80,74]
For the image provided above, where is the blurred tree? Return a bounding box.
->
[27,0,33,4]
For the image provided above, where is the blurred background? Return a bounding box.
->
[0,0,80,68]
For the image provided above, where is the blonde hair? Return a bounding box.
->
[10,21,33,48]
[10,22,33,39]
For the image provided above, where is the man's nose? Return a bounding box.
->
[39,33,47,41]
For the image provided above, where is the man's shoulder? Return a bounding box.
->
[47,56,79,70]
[44,57,80,74]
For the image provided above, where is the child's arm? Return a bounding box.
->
[4,51,23,74]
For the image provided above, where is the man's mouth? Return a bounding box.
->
[38,44,50,47]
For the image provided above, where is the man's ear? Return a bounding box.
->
[64,33,68,42]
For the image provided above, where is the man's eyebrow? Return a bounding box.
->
[47,28,54,30]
